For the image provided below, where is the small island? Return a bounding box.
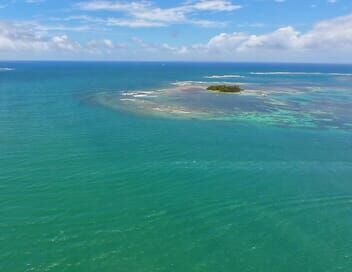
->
[206,85,242,93]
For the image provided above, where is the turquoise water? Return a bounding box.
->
[1,62,352,271]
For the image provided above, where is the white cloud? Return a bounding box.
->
[26,0,46,3]
[301,13,352,49]
[106,18,166,27]
[0,21,90,54]
[51,35,81,51]
[1,12,352,62]
[77,0,241,27]
[86,39,126,55]
[102,39,114,48]
[0,22,49,51]
[191,0,241,11]
[157,13,352,62]
[207,32,248,51]
[238,26,300,51]
[77,1,150,12]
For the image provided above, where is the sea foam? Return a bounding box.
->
[205,75,244,79]
[0,68,15,71]
[250,72,352,76]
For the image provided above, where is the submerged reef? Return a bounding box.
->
[91,81,352,130]
[207,85,242,93]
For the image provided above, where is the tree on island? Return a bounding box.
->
[206,85,242,93]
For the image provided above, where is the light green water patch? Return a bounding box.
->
[228,110,318,128]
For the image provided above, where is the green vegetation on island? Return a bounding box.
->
[206,85,243,93]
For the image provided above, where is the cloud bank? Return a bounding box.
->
[1,12,352,62]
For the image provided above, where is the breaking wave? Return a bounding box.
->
[0,68,14,71]
[250,72,352,76]
[205,75,244,79]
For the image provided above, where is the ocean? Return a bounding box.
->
[1,61,352,271]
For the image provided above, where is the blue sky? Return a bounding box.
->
[0,0,352,62]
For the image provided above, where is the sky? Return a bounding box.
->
[0,0,352,62]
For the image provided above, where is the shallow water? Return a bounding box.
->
[1,62,352,272]
[93,75,352,129]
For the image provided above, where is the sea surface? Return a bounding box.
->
[1,61,352,272]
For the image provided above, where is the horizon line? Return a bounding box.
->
[1,60,352,65]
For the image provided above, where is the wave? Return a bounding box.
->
[0,68,14,71]
[122,91,158,98]
[205,75,244,79]
[171,81,207,86]
[250,72,352,76]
